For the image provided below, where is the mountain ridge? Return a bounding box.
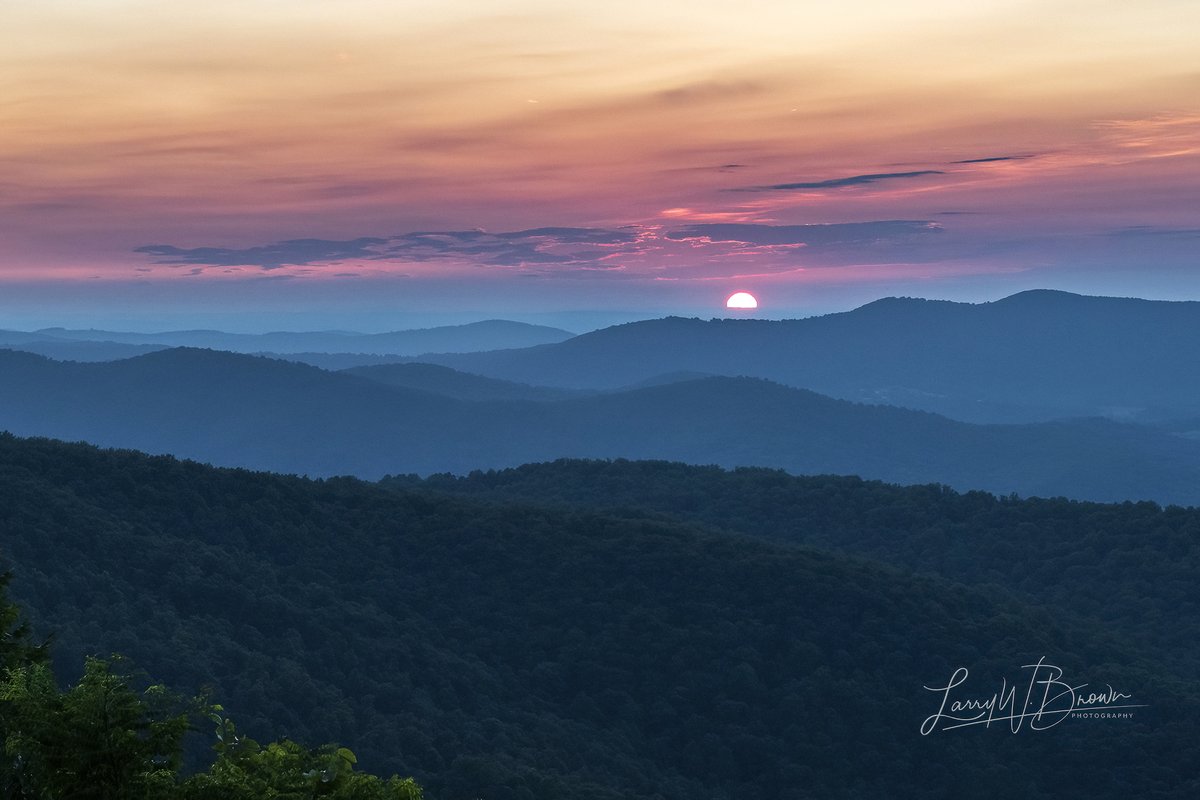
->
[405,291,1200,422]
[1,432,1195,799]
[3,346,1200,503]
[4,319,576,357]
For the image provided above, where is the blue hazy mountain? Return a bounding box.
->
[409,291,1200,423]
[30,319,575,355]
[14,292,1200,426]
[3,347,1200,504]
[342,362,583,401]
[0,329,165,362]
[0,331,58,345]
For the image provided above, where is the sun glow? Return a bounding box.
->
[726,292,758,309]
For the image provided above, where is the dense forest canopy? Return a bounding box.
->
[1,434,1196,798]
[387,459,1200,676]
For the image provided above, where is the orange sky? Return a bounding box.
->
[1,0,1198,324]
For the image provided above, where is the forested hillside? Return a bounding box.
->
[0,435,1196,799]
[389,460,1200,675]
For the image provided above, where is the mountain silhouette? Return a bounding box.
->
[343,362,581,401]
[29,319,575,355]
[3,347,1200,503]
[409,291,1200,423]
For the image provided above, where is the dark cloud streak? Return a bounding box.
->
[137,228,641,271]
[136,222,947,275]
[952,155,1034,164]
[664,220,941,246]
[653,80,764,105]
[741,170,944,191]
[135,238,388,269]
[1105,226,1200,239]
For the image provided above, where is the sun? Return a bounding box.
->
[725,291,758,310]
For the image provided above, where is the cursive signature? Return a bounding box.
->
[920,657,1145,734]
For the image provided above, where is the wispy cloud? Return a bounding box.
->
[137,228,643,271]
[951,155,1034,164]
[1094,113,1200,159]
[1105,225,1200,240]
[652,80,765,105]
[742,170,944,192]
[135,221,949,279]
[135,238,389,269]
[382,227,641,267]
[664,221,942,246]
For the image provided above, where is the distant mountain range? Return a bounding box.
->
[407,290,1200,423]
[0,334,169,362]
[343,362,583,402]
[8,291,1199,425]
[0,319,574,360]
[2,347,1200,504]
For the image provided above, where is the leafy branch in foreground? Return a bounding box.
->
[0,578,421,800]
[182,708,422,800]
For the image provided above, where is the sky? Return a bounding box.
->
[1,0,1198,331]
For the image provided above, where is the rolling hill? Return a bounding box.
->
[0,330,170,362]
[342,362,582,402]
[1,434,1195,799]
[3,347,1200,503]
[392,459,1200,676]
[31,319,575,356]
[410,291,1200,423]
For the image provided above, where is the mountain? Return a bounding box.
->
[620,370,717,389]
[2,347,1200,503]
[3,340,169,362]
[0,330,58,346]
[392,459,1200,677]
[0,347,463,478]
[257,352,431,370]
[342,362,582,402]
[17,292,1200,423]
[1,434,1195,798]
[0,330,169,362]
[31,320,575,355]
[409,291,1200,423]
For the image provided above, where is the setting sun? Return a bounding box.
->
[726,292,758,309]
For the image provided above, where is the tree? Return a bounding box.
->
[0,571,48,673]
[0,572,423,799]
[0,657,189,800]
[181,709,423,800]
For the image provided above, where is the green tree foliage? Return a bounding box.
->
[0,570,52,798]
[0,572,48,673]
[0,574,422,800]
[182,711,422,800]
[0,657,187,800]
[2,435,1199,798]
